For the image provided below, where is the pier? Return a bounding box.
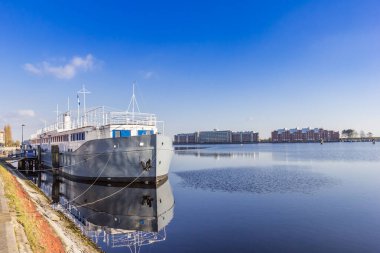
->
[5,148,40,173]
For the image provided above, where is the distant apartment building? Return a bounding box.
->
[198,130,232,143]
[0,130,4,147]
[232,131,259,143]
[174,132,198,144]
[271,128,339,143]
[174,130,259,144]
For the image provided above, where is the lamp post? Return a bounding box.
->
[21,124,25,149]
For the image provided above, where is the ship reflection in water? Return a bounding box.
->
[36,172,175,253]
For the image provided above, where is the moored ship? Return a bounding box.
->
[29,86,173,183]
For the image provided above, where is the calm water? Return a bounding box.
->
[32,143,380,253]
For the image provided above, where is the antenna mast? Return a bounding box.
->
[78,85,91,125]
[54,104,60,130]
[127,82,141,123]
[67,96,70,114]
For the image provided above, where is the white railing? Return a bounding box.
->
[34,106,164,135]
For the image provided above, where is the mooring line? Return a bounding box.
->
[74,170,146,208]
[65,152,113,205]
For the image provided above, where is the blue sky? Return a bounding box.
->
[0,0,379,139]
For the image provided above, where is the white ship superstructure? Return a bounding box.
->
[30,106,162,152]
[29,86,173,183]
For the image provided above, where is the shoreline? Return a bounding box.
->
[0,158,102,253]
[173,139,378,145]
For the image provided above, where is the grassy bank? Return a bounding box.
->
[0,164,65,253]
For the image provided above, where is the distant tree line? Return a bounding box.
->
[3,124,20,147]
[341,129,373,138]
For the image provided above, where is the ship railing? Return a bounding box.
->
[107,111,157,126]
[71,107,158,128]
[110,230,167,248]
[33,106,161,135]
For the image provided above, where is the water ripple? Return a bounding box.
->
[175,167,338,194]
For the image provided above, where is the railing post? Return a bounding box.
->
[102,106,105,125]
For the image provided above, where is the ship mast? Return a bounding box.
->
[78,85,91,126]
[67,96,70,114]
[127,82,140,124]
[54,104,60,130]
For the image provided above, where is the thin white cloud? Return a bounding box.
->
[0,109,36,123]
[144,71,154,79]
[24,54,95,79]
[3,110,36,119]
[139,70,155,80]
[17,110,35,117]
[24,63,42,75]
